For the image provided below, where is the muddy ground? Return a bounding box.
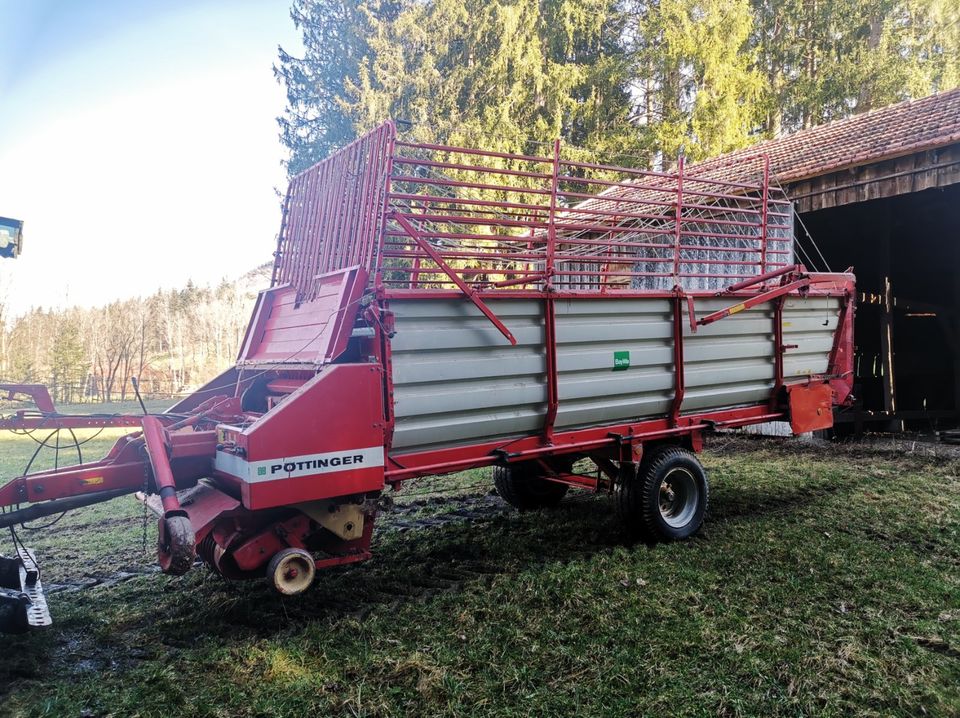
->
[0,433,958,717]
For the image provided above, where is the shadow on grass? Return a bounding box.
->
[707,474,857,523]
[118,471,870,638]
[0,459,881,690]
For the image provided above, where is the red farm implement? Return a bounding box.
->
[0,121,854,632]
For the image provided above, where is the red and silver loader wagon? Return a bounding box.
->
[0,122,855,633]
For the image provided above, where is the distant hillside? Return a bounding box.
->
[0,264,273,404]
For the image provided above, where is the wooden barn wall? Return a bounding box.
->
[786,143,960,213]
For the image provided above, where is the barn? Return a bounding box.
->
[701,89,960,433]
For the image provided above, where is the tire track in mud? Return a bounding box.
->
[28,438,948,594]
[27,491,533,681]
[46,566,161,594]
[377,491,509,533]
[263,491,613,625]
[31,491,615,681]
[42,490,517,594]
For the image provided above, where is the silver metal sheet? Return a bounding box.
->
[680,300,774,412]
[388,295,840,453]
[554,299,674,429]
[389,299,546,451]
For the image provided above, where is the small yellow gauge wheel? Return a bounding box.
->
[266,548,316,595]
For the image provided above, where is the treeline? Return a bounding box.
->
[0,267,270,404]
[277,0,959,172]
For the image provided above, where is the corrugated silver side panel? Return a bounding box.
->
[782,296,838,378]
[553,299,674,429]
[680,296,840,414]
[682,299,775,413]
[389,300,546,451]
[389,295,840,453]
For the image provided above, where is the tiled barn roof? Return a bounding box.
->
[696,87,960,183]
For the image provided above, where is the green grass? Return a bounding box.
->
[0,429,150,585]
[0,432,958,717]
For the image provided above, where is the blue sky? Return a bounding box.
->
[0,0,302,317]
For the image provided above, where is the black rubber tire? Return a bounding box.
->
[493,463,569,510]
[616,446,709,541]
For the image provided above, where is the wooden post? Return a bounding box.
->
[877,217,902,432]
[880,275,897,416]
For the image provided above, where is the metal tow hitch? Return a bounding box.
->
[0,547,51,633]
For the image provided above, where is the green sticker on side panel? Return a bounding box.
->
[613,350,630,371]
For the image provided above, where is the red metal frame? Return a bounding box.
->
[273,123,394,301]
[542,295,559,442]
[696,278,811,327]
[771,296,786,408]
[390,212,517,345]
[670,291,686,426]
[0,385,55,413]
[672,155,685,282]
[0,427,219,508]
[383,404,787,482]
[0,381,146,431]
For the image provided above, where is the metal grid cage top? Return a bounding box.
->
[272,121,794,299]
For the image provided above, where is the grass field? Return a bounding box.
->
[0,427,957,717]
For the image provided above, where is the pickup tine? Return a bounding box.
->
[0,548,51,633]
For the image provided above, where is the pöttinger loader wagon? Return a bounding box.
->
[0,122,854,631]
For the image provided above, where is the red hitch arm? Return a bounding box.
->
[0,384,56,413]
[715,264,801,295]
[0,382,148,431]
[0,426,218,511]
[697,279,811,328]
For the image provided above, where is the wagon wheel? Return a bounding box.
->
[616,446,709,541]
[266,548,316,596]
[493,463,568,510]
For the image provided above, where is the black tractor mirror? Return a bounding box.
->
[0,217,23,259]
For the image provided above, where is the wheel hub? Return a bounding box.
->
[658,467,699,529]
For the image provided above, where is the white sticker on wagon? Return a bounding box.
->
[215,446,384,483]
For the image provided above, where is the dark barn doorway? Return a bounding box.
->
[798,184,960,431]
[692,88,960,433]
